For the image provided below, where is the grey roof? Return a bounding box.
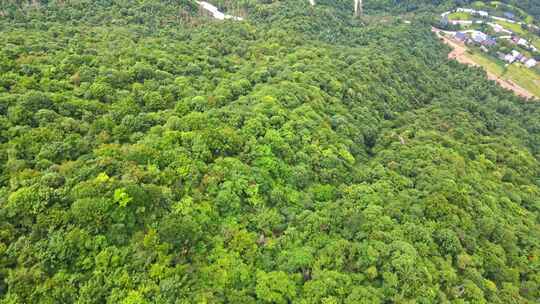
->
[455,32,467,40]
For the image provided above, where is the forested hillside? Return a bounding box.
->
[1,0,540,303]
[499,0,540,19]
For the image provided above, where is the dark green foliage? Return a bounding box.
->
[1,1,540,303]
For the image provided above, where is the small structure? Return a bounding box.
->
[440,17,449,26]
[482,38,496,47]
[511,36,520,44]
[455,32,467,42]
[520,56,529,63]
[504,53,516,63]
[477,10,489,17]
[456,8,488,17]
[457,8,475,14]
[480,45,489,53]
[354,0,362,17]
[472,31,487,43]
[492,24,504,32]
[525,58,537,68]
[511,50,521,58]
[504,12,515,20]
[517,38,529,47]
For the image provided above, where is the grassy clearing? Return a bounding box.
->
[466,51,505,75]
[505,64,540,97]
[465,51,540,98]
[492,20,540,49]
[494,20,527,34]
[472,1,488,9]
[493,21,540,50]
[448,12,473,21]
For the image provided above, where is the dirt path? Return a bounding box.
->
[484,73,534,99]
[432,27,535,99]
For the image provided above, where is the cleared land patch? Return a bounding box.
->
[433,28,539,99]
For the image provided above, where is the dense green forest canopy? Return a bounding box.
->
[1,0,540,303]
[498,0,540,19]
[193,0,540,20]
[1,0,539,22]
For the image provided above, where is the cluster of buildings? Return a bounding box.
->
[499,50,538,68]
[453,31,538,69]
[510,35,539,53]
[454,31,496,47]
[443,7,539,70]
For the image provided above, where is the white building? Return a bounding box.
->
[472,31,487,43]
[517,38,529,47]
[492,24,503,32]
[477,10,489,17]
[457,8,475,13]
[455,8,489,17]
[525,58,537,68]
[504,54,516,63]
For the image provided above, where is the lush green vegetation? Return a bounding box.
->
[505,64,540,94]
[1,1,540,303]
[467,51,507,74]
[508,0,540,20]
[495,19,528,34]
[448,11,474,20]
[467,0,540,21]
[466,51,540,97]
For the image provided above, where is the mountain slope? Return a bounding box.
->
[0,1,539,303]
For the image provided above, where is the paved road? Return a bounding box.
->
[197,1,243,21]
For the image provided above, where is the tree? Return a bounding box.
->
[256,271,297,304]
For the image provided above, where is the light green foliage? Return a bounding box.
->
[256,271,297,304]
[114,188,133,207]
[0,0,539,303]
